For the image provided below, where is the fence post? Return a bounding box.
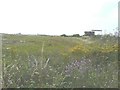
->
[0,34,2,90]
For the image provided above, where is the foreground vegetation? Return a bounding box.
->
[2,34,118,88]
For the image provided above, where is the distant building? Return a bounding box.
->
[84,31,95,36]
[92,30,102,35]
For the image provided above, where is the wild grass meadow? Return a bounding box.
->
[2,34,118,88]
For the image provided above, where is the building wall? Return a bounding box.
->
[84,31,95,36]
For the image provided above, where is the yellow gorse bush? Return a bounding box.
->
[100,44,118,53]
[69,43,118,54]
[69,43,91,54]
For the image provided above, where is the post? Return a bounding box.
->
[118,1,120,89]
[0,34,2,90]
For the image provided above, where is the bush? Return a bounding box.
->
[72,34,80,37]
[60,34,67,37]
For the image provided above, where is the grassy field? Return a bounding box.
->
[2,34,118,88]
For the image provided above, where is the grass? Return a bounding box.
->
[2,34,118,88]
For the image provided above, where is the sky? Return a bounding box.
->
[0,0,119,35]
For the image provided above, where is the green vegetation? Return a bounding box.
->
[2,34,118,88]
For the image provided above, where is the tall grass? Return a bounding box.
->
[2,34,118,88]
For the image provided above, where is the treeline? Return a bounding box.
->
[60,34,82,37]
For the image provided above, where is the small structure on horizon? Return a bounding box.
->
[84,30,102,36]
[92,30,102,35]
[84,31,95,36]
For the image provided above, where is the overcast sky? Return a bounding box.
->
[0,0,119,35]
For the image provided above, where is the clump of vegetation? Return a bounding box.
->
[60,34,68,37]
[72,34,80,37]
